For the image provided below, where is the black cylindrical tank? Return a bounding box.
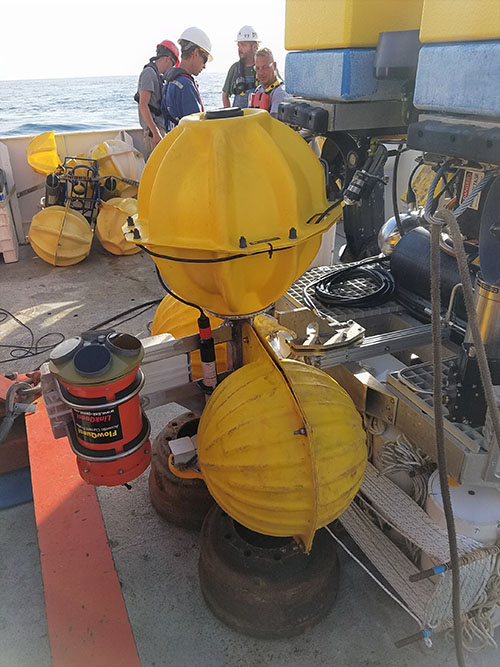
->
[390,227,467,316]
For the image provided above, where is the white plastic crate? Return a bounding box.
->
[0,200,19,263]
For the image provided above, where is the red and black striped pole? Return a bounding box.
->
[198,313,217,390]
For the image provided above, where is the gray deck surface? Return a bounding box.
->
[1,239,499,666]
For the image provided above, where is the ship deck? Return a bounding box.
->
[1,237,499,667]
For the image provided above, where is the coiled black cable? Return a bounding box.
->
[308,262,396,309]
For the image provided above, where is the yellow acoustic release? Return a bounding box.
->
[96,198,141,256]
[28,205,93,266]
[151,295,227,379]
[197,322,366,552]
[126,108,342,316]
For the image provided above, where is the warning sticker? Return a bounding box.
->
[73,406,123,445]
[460,169,483,211]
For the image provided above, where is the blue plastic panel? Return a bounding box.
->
[414,42,500,118]
[0,468,33,509]
[285,49,403,102]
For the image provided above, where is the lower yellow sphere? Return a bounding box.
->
[197,355,366,552]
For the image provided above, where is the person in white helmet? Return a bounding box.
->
[222,25,260,109]
[162,27,212,131]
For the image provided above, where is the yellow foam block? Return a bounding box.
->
[420,0,500,43]
[285,0,424,50]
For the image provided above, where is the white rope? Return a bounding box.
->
[325,525,424,626]
[379,435,434,508]
[340,462,499,647]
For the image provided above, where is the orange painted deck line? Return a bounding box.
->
[26,400,141,667]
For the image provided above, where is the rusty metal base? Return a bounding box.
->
[199,505,340,639]
[148,412,214,531]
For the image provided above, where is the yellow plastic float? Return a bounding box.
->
[151,295,227,378]
[125,108,342,317]
[28,205,93,266]
[26,131,61,175]
[197,321,366,552]
[96,198,141,256]
[90,140,145,197]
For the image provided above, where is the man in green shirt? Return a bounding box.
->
[222,25,260,109]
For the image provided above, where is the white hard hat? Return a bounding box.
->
[179,26,213,61]
[236,25,260,43]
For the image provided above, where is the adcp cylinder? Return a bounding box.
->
[49,331,151,486]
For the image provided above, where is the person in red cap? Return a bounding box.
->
[135,40,179,156]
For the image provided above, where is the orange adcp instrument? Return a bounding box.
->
[48,331,151,486]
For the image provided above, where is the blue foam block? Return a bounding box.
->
[284,49,403,102]
[0,468,33,509]
[414,42,500,118]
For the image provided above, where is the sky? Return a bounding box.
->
[0,0,287,80]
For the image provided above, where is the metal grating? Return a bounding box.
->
[288,264,403,321]
[388,359,485,449]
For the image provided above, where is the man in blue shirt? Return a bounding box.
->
[162,27,212,131]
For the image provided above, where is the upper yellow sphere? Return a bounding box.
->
[127,108,341,316]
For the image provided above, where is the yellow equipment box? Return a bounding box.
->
[420,0,500,43]
[285,0,424,50]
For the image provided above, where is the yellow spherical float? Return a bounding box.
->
[197,323,366,552]
[96,198,141,256]
[28,205,93,266]
[125,108,342,317]
[151,295,227,379]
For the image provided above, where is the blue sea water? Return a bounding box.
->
[0,72,226,137]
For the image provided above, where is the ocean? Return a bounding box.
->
[0,73,226,136]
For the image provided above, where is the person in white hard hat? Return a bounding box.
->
[161,27,212,131]
[222,25,260,109]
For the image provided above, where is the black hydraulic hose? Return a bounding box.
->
[406,162,421,208]
[392,144,406,237]
[302,254,393,315]
[429,218,466,667]
[313,265,395,307]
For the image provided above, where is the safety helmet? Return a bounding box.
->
[236,25,260,42]
[156,40,180,66]
[179,27,213,61]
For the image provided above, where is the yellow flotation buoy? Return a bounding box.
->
[197,322,366,552]
[28,205,93,266]
[26,131,61,175]
[90,140,145,197]
[125,108,342,317]
[151,294,227,379]
[96,198,141,256]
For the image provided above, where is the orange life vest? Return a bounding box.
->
[249,80,281,112]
